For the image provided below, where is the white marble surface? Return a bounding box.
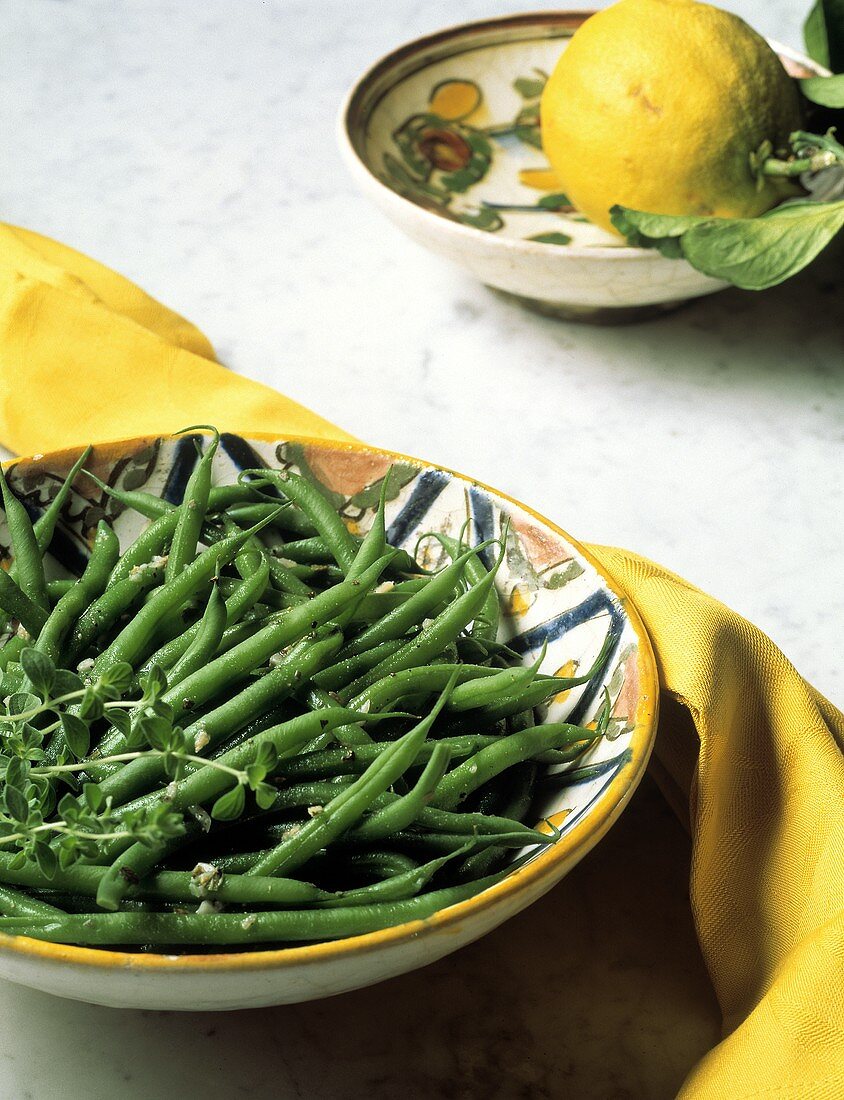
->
[0,1,840,1096]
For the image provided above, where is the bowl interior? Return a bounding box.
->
[2,432,656,963]
[345,13,618,250]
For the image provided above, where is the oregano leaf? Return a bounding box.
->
[60,713,90,760]
[19,649,55,698]
[211,783,246,822]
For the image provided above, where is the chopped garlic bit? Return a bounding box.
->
[307,805,324,818]
[357,699,371,714]
[241,914,257,930]
[76,657,95,675]
[269,645,293,668]
[129,554,168,579]
[190,862,224,898]
[194,729,210,752]
[163,782,178,803]
[15,625,32,641]
[421,618,435,630]
[196,899,223,914]
[374,581,395,594]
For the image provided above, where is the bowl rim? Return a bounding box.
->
[0,431,658,974]
[338,10,828,263]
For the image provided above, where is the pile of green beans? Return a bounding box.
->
[0,433,610,949]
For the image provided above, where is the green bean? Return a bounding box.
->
[243,469,357,572]
[160,550,396,720]
[270,536,336,564]
[46,579,75,602]
[277,734,502,781]
[337,542,492,660]
[94,631,346,809]
[432,722,595,811]
[354,743,452,840]
[430,531,501,644]
[32,521,119,665]
[0,853,330,906]
[134,558,270,679]
[64,556,165,665]
[340,548,503,698]
[0,465,49,612]
[248,677,459,878]
[32,446,93,556]
[165,583,226,688]
[82,471,170,521]
[107,509,180,588]
[310,639,406,693]
[166,426,219,581]
[91,511,282,676]
[458,763,537,881]
[0,868,516,945]
[0,882,65,919]
[265,554,314,597]
[0,569,48,637]
[317,849,463,907]
[0,635,27,672]
[223,501,317,538]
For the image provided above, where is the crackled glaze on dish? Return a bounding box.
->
[0,434,656,1009]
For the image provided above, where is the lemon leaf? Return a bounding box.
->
[611,199,844,290]
[800,73,844,107]
[804,0,844,71]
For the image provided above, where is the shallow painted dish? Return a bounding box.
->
[340,12,824,322]
[0,432,657,1009]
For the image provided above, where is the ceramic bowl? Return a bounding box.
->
[340,12,824,323]
[0,432,657,1009]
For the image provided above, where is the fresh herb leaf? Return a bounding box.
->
[800,73,844,107]
[20,650,55,697]
[211,783,246,822]
[804,0,844,72]
[60,713,90,760]
[611,199,844,289]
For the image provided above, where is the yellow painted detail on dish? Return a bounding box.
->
[518,167,560,191]
[428,79,482,121]
[506,583,533,617]
[553,658,579,704]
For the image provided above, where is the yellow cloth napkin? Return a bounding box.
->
[1,224,842,1098]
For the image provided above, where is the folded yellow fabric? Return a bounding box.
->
[1,225,842,1098]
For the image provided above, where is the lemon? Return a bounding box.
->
[540,0,803,233]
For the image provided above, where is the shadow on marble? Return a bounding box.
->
[0,777,720,1100]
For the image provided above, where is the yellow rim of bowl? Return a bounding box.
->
[0,432,659,973]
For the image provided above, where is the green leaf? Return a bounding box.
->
[4,756,27,791]
[254,782,277,811]
[254,742,278,771]
[60,713,90,759]
[611,200,844,289]
[98,661,133,694]
[140,664,168,703]
[527,232,573,245]
[106,708,132,736]
[136,713,172,751]
[52,669,83,695]
[800,73,844,107]
[804,0,844,71]
[79,686,104,721]
[6,692,40,717]
[8,851,26,871]
[4,785,29,823]
[245,763,266,790]
[211,783,246,822]
[33,840,57,879]
[83,782,104,814]
[19,649,55,697]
